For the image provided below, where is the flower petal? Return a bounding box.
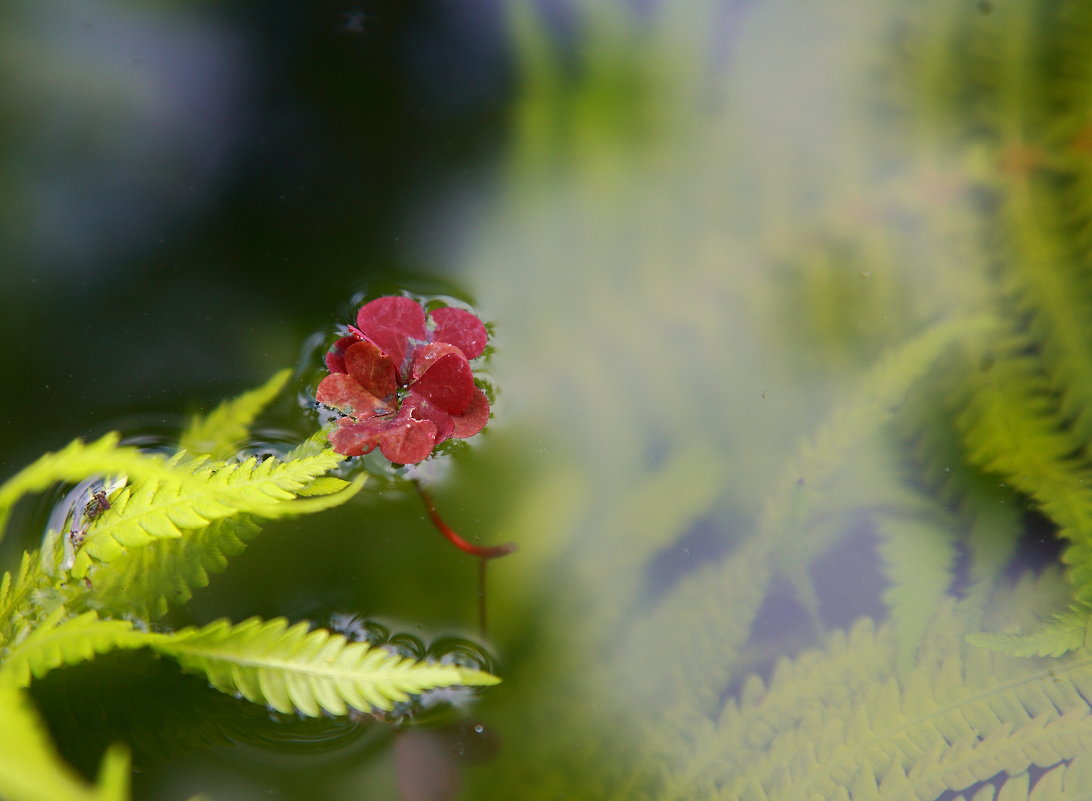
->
[324,335,358,374]
[375,413,440,464]
[409,352,476,415]
[343,340,398,401]
[328,412,438,464]
[429,307,488,359]
[451,386,490,438]
[355,296,427,373]
[328,417,383,457]
[409,342,466,381]
[316,373,391,419]
[403,393,456,443]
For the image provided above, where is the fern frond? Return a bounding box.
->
[77,517,260,620]
[897,361,1026,603]
[714,617,897,776]
[276,472,366,514]
[958,350,1092,529]
[957,347,1092,626]
[0,551,48,647]
[614,315,997,719]
[0,433,190,541]
[875,511,959,669]
[178,369,291,459]
[709,604,1092,800]
[1002,188,1092,451]
[967,605,1091,658]
[1021,751,1092,800]
[70,449,343,577]
[148,617,500,717]
[185,449,345,508]
[283,428,337,460]
[0,610,146,688]
[78,474,362,618]
[0,678,129,801]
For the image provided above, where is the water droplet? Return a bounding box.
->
[449,719,501,764]
[427,637,494,674]
[385,633,425,660]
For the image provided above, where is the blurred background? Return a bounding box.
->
[3,0,1081,799]
[0,0,513,470]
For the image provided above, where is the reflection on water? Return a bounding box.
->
[6,0,1092,799]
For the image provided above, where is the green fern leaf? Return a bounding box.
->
[709,603,1092,801]
[957,345,1092,645]
[967,605,1091,658]
[875,512,959,669]
[148,616,501,717]
[899,371,1027,604]
[0,433,194,541]
[614,315,997,719]
[0,678,129,801]
[77,517,261,619]
[958,353,1092,535]
[0,609,146,688]
[1022,752,1092,799]
[273,472,367,514]
[70,449,343,577]
[178,369,291,459]
[77,475,363,618]
[0,551,48,647]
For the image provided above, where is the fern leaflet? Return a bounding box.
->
[178,369,291,459]
[875,511,959,671]
[614,315,996,720]
[0,609,146,688]
[0,552,48,647]
[80,517,262,620]
[147,616,501,717]
[710,605,1092,801]
[0,678,130,801]
[70,449,343,577]
[967,606,1092,658]
[0,434,192,540]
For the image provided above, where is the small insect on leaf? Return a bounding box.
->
[85,490,111,520]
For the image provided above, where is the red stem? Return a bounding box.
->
[413,481,518,560]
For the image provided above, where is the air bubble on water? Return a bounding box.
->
[328,612,389,647]
[448,719,501,764]
[384,633,426,661]
[427,637,494,675]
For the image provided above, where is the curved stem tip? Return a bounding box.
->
[412,481,518,560]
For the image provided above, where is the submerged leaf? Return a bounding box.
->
[967,606,1092,658]
[712,605,1092,800]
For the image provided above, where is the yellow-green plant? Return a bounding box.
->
[0,369,499,801]
[440,1,1092,799]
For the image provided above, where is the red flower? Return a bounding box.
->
[316,296,491,464]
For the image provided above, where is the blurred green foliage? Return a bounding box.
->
[7,0,1092,799]
[447,1,1092,799]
